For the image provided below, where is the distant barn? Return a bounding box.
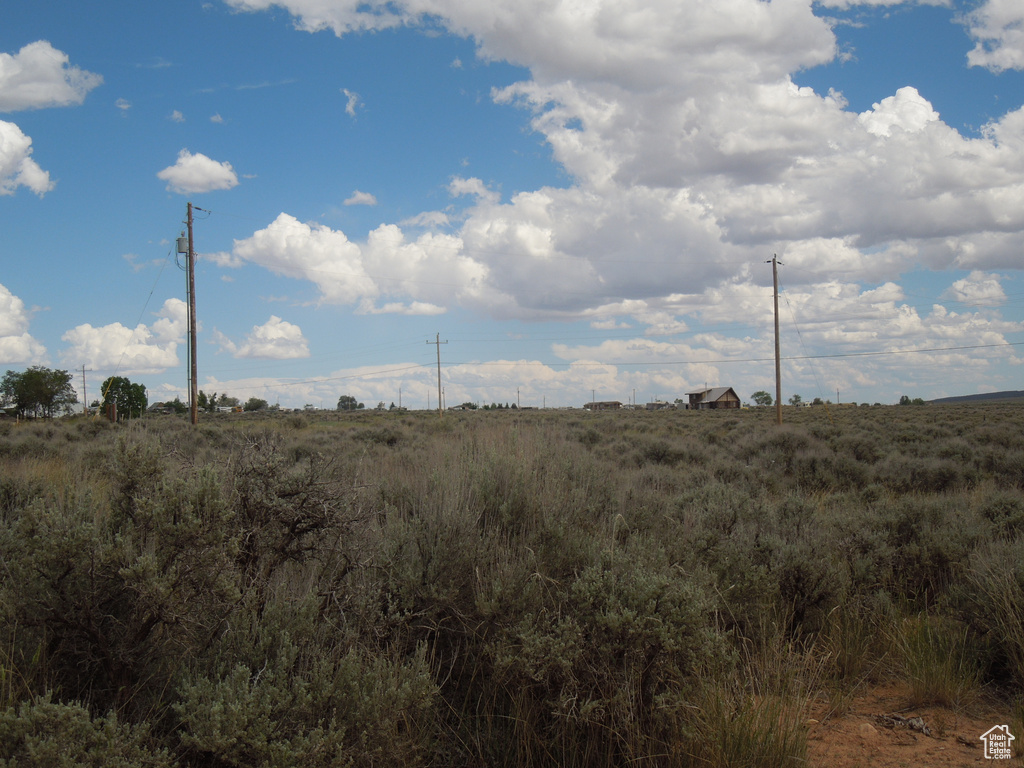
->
[686,387,741,410]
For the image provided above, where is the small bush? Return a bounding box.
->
[0,695,173,767]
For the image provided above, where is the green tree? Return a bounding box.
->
[101,376,148,419]
[788,394,803,406]
[0,366,77,418]
[337,394,364,411]
[243,397,269,412]
[751,390,773,406]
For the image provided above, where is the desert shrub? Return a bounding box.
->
[977,446,1024,490]
[0,432,51,461]
[576,425,602,447]
[488,550,728,767]
[959,538,1024,688]
[352,425,405,447]
[871,496,978,603]
[0,473,47,519]
[229,431,359,606]
[872,453,974,494]
[0,461,240,715]
[177,601,437,768]
[977,487,1024,536]
[73,417,114,439]
[632,437,684,467]
[107,432,165,523]
[832,431,885,464]
[673,486,846,636]
[0,695,173,767]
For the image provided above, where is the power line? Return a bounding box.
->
[436,340,1024,369]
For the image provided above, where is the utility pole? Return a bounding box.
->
[178,203,199,425]
[769,254,783,426]
[427,333,447,417]
[80,365,92,414]
[187,203,198,425]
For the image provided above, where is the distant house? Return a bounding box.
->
[584,401,622,411]
[645,401,675,411]
[686,387,741,410]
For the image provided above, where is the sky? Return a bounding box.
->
[3,0,1024,410]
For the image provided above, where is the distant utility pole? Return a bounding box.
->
[80,365,92,414]
[768,254,783,426]
[427,333,447,417]
[178,203,199,425]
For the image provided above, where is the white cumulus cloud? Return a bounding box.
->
[0,120,53,196]
[857,86,941,137]
[344,190,377,206]
[965,0,1024,72]
[60,298,185,374]
[157,149,239,194]
[229,213,484,312]
[216,315,311,359]
[0,40,103,111]
[219,0,1024,363]
[0,283,47,364]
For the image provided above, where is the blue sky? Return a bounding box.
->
[3,0,1024,410]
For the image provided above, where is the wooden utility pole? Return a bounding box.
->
[428,334,447,417]
[770,254,783,426]
[80,365,91,414]
[187,202,198,425]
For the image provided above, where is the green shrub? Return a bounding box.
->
[960,538,1024,688]
[177,633,436,768]
[489,551,728,766]
[0,695,173,767]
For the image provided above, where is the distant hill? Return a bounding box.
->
[929,390,1024,404]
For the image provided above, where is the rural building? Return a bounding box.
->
[584,401,622,411]
[686,387,741,410]
[645,401,675,410]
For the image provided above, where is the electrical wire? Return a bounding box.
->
[98,244,176,408]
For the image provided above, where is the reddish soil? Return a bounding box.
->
[806,683,1020,767]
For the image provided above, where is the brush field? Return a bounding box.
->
[0,404,1022,766]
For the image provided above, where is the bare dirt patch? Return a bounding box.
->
[807,683,1019,767]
